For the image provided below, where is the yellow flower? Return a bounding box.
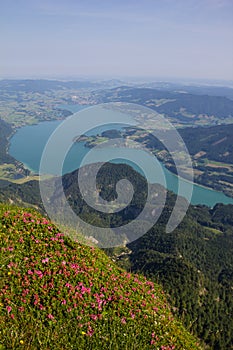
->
[8,272,12,276]
[0,303,3,307]
[81,331,86,335]
[19,340,24,344]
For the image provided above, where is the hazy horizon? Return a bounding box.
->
[1,0,233,81]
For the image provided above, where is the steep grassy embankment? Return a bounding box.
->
[0,205,201,350]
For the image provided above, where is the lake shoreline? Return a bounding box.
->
[8,104,233,207]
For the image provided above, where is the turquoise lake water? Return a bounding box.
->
[9,104,233,207]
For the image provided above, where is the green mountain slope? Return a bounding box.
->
[92,86,233,124]
[179,124,233,164]
[0,204,200,350]
[0,163,233,348]
[113,203,233,350]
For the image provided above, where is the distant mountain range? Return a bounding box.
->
[0,79,125,94]
[91,86,233,123]
[138,81,233,100]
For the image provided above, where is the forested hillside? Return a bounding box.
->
[0,119,15,164]
[92,86,233,123]
[180,124,233,164]
[0,163,232,348]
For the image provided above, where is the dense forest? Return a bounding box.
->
[0,119,16,164]
[123,203,233,349]
[0,118,30,179]
[93,86,233,121]
[180,124,233,164]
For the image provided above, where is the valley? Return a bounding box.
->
[0,79,233,349]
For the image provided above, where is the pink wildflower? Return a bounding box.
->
[87,326,94,337]
[121,317,126,324]
[6,305,12,313]
[47,314,54,320]
[35,270,43,278]
[7,262,14,268]
[90,314,98,321]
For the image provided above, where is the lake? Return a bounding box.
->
[9,104,233,207]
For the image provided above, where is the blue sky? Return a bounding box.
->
[1,0,233,80]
